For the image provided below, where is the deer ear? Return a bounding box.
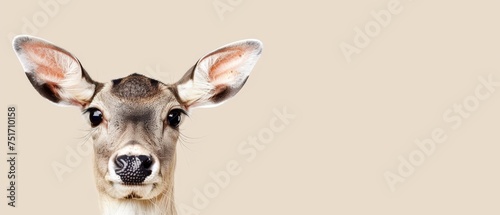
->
[12,35,100,108]
[175,39,263,109]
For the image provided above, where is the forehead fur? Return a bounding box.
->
[111,73,162,100]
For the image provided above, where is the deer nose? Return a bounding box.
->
[114,155,153,185]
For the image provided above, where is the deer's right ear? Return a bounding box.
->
[12,35,100,108]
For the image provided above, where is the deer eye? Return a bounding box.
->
[167,109,184,128]
[87,108,103,127]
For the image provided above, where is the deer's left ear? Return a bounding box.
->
[12,35,100,108]
[175,39,263,109]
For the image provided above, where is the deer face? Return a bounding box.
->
[89,74,183,200]
[12,35,262,201]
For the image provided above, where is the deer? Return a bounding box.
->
[12,35,262,215]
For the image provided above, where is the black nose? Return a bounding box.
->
[114,155,153,185]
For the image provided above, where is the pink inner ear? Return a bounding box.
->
[23,42,68,81]
[208,47,248,82]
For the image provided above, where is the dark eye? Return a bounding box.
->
[167,109,184,128]
[87,108,103,127]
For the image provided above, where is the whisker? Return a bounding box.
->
[76,127,96,147]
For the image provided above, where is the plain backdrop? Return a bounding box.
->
[1,0,500,214]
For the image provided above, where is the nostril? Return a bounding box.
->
[138,155,153,170]
[115,155,129,169]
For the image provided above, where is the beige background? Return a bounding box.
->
[1,0,500,214]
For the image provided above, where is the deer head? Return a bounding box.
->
[12,35,262,215]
